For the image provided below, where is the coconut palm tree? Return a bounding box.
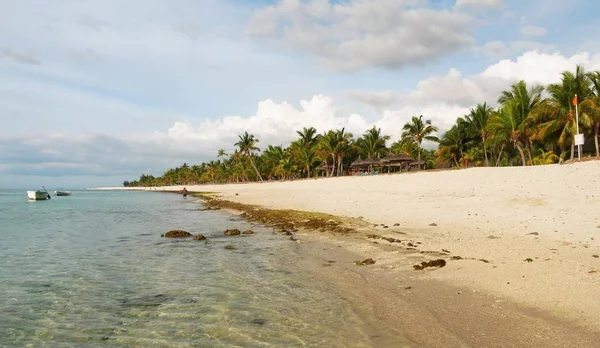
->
[318,130,338,177]
[533,149,559,165]
[581,71,600,157]
[235,131,263,182]
[296,127,319,149]
[333,128,353,176]
[296,146,318,178]
[437,119,469,167]
[262,145,286,179]
[355,126,390,159]
[465,103,493,166]
[530,66,592,160]
[487,101,529,165]
[497,80,544,164]
[401,115,439,169]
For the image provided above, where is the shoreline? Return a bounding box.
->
[96,162,600,346]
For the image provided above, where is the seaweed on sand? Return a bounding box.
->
[198,196,361,235]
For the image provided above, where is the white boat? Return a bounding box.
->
[55,190,71,196]
[27,190,50,200]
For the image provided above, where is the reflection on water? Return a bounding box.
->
[0,190,409,347]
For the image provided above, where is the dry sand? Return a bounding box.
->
[97,161,600,346]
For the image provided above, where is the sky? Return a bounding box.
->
[1,0,600,188]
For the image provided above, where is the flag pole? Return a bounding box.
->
[575,94,581,161]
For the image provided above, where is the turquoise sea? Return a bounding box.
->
[0,189,407,347]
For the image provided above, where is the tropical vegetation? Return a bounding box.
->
[124,65,600,187]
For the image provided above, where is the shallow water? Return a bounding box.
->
[0,190,409,347]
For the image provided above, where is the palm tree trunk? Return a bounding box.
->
[417,144,422,171]
[526,143,533,166]
[495,144,504,167]
[248,155,263,182]
[306,164,310,178]
[516,144,526,166]
[595,123,600,158]
[570,142,575,161]
[330,154,336,177]
[526,145,533,165]
[482,136,489,167]
[337,155,343,176]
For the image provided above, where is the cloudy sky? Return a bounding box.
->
[1,0,600,188]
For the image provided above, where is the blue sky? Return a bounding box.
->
[1,0,600,188]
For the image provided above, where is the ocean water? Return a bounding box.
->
[0,189,408,347]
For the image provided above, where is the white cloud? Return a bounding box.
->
[247,0,475,71]
[404,51,600,112]
[407,68,488,107]
[481,51,600,85]
[520,25,547,37]
[157,95,371,151]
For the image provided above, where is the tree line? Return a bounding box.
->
[125,65,600,187]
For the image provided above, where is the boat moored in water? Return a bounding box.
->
[27,190,51,200]
[55,191,71,196]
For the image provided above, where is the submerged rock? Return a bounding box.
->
[164,230,192,238]
[224,228,241,236]
[121,294,169,308]
[193,234,206,241]
[242,229,254,235]
[224,244,235,250]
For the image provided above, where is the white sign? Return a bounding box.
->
[575,133,585,146]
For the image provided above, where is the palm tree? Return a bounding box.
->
[465,103,493,166]
[488,102,528,165]
[497,80,544,164]
[401,115,439,169]
[355,126,390,159]
[296,127,319,149]
[296,146,317,178]
[334,128,353,176]
[533,149,559,165]
[217,149,227,160]
[263,145,286,179]
[437,119,469,167]
[235,131,263,182]
[530,66,592,160]
[581,71,600,157]
[318,131,337,177]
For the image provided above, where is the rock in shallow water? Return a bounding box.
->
[224,228,241,236]
[121,294,169,308]
[164,230,192,238]
[242,229,254,235]
[193,234,206,241]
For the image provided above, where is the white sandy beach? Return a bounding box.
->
[98,161,600,342]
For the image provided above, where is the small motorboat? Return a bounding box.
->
[55,191,72,196]
[27,190,51,200]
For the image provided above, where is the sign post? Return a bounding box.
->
[574,94,583,161]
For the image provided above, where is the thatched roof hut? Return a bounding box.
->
[361,157,383,166]
[381,154,413,166]
[350,158,367,167]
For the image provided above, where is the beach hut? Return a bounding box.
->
[409,160,426,171]
[381,154,414,173]
[317,162,335,177]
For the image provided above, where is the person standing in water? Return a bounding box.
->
[182,187,188,198]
